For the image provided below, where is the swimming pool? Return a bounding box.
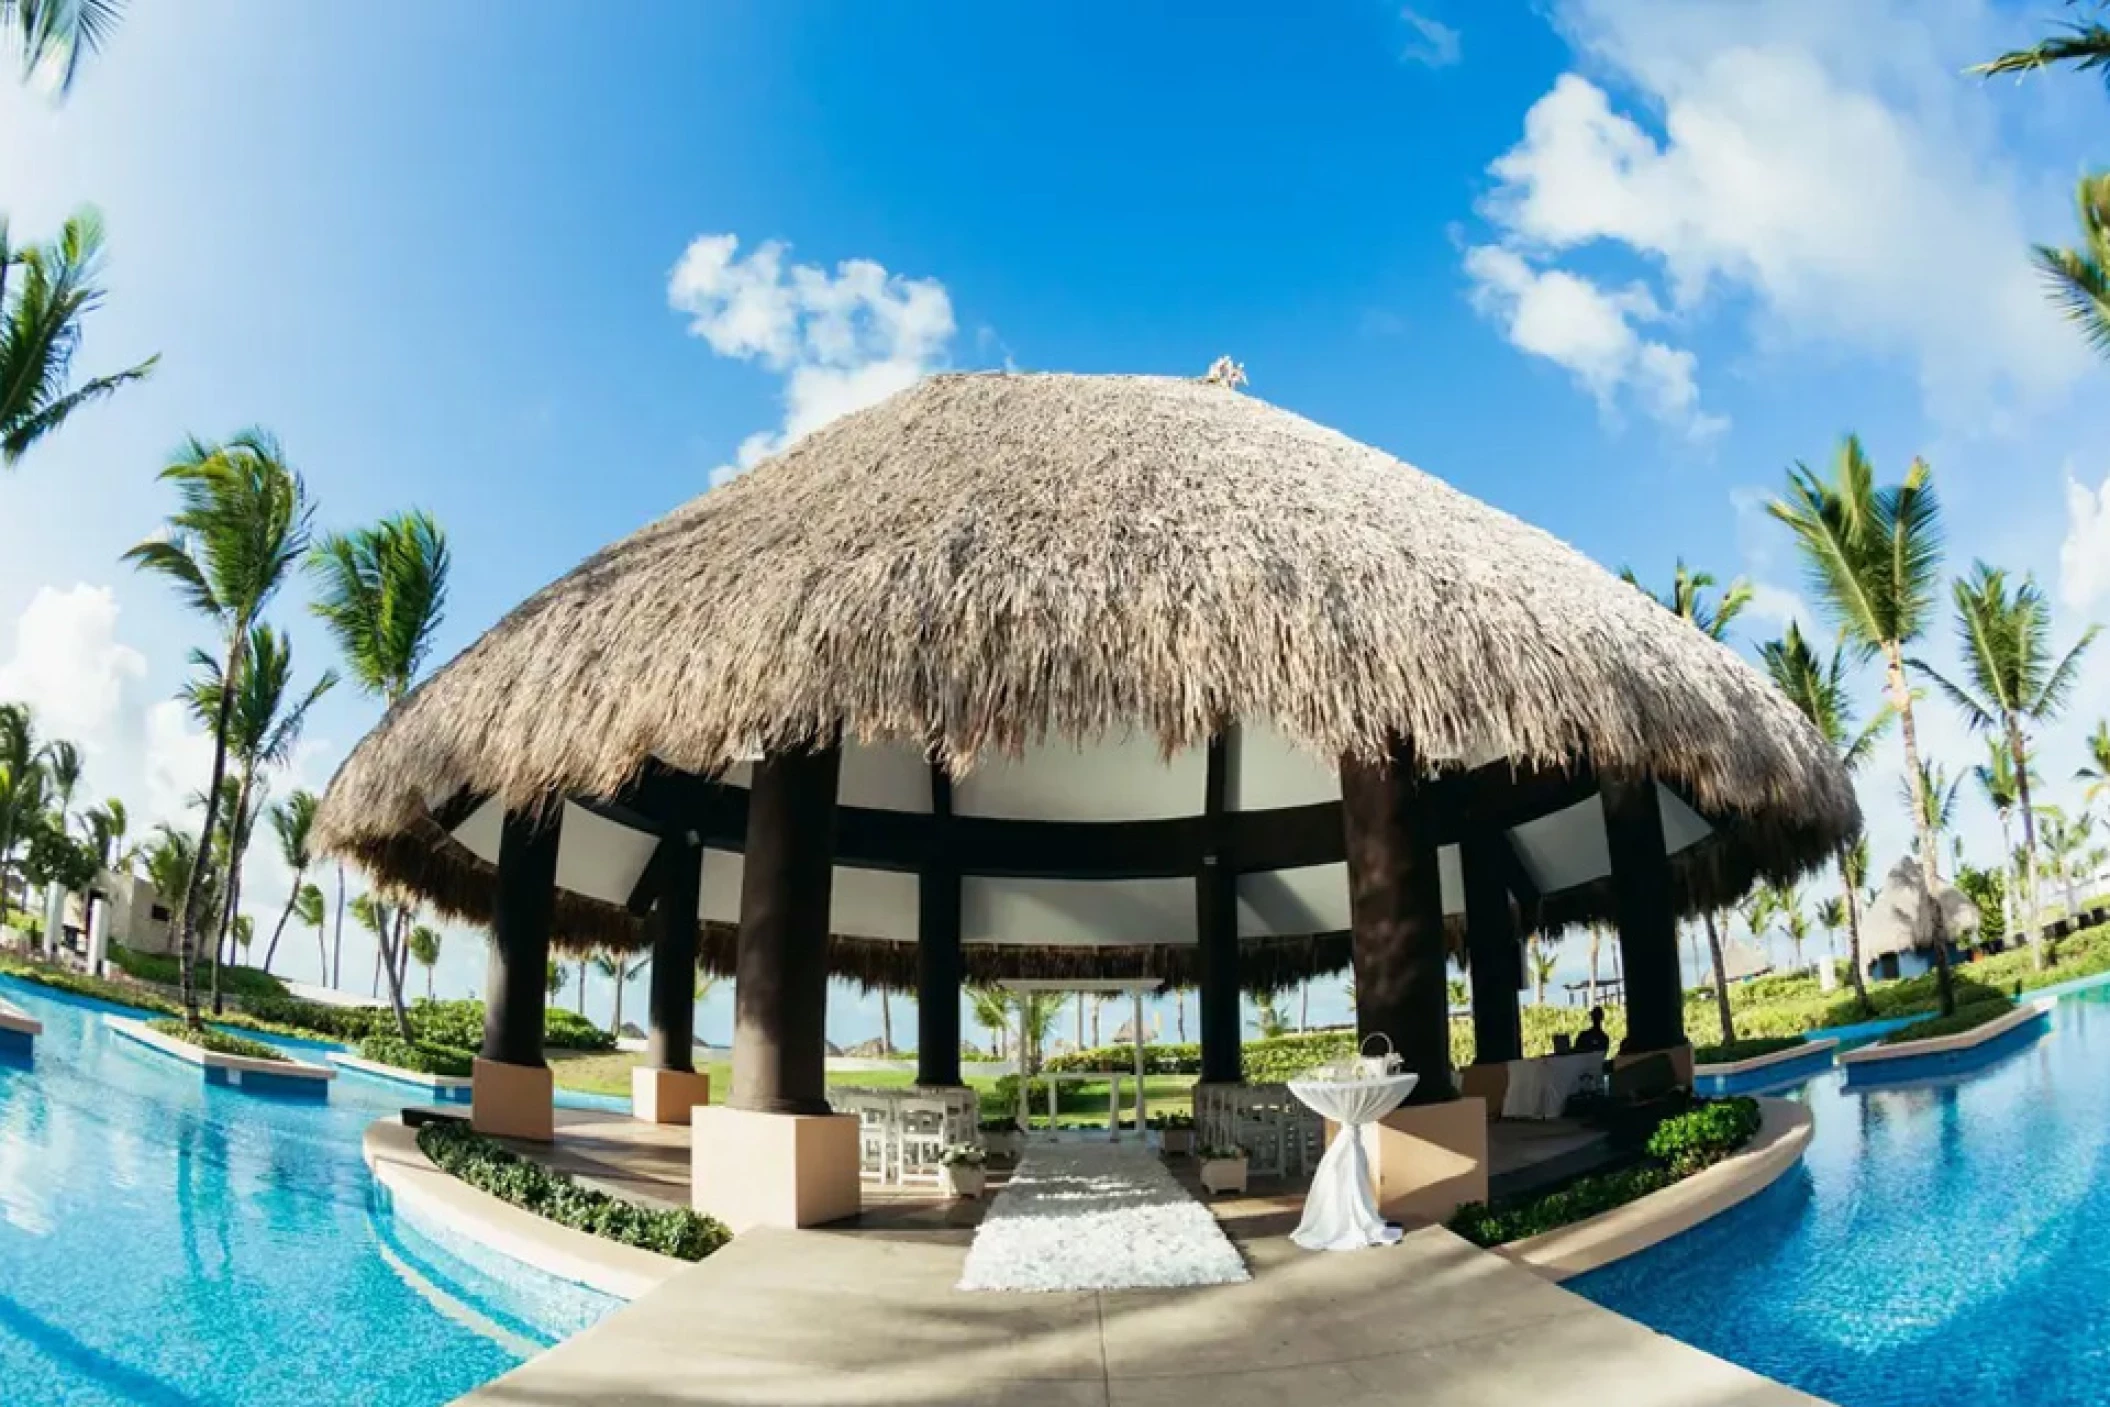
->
[1578,984,2110,1406]
[0,975,619,1406]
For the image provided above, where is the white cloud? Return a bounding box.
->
[1400,8,1462,68]
[140,698,212,832]
[2060,469,2110,615]
[1462,244,1725,438]
[1469,0,2086,426]
[0,584,147,751]
[668,234,956,487]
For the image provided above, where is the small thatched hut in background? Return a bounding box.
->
[1863,855,1980,982]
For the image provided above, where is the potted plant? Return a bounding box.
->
[1197,1144,1248,1195]
[977,1116,1023,1160]
[939,1143,989,1199]
[1153,1111,1195,1156]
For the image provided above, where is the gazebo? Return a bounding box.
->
[313,368,1857,1231]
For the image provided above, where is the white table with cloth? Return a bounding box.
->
[1285,1072,1419,1252]
[1500,1051,1605,1120]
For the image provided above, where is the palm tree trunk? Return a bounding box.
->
[1175,990,1187,1043]
[314,921,327,985]
[1299,980,1309,1032]
[1586,928,1601,1007]
[2011,723,2048,967]
[1889,648,1955,1015]
[331,864,346,990]
[577,959,588,1016]
[1703,910,1735,1045]
[425,963,434,1000]
[1839,850,1871,1014]
[1996,811,2017,946]
[260,865,303,977]
[210,766,255,1016]
[375,904,413,1041]
[177,630,245,1029]
[879,989,892,1055]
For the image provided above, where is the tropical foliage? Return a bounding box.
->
[0,209,154,462]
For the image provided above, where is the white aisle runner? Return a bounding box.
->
[957,1140,1251,1292]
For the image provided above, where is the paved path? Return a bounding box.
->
[460,1219,1827,1406]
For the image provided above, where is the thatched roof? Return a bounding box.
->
[315,370,1858,986]
[1863,856,1980,961]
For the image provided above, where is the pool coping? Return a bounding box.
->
[1694,1037,1838,1080]
[105,1014,337,1083]
[1495,1096,1812,1283]
[1836,1000,2050,1067]
[361,1117,686,1302]
[0,996,40,1039]
[329,1051,474,1096]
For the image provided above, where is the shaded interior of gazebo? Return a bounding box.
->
[430,722,1744,1184]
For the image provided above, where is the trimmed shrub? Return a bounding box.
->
[1692,1035,1806,1066]
[242,994,388,1042]
[0,955,180,1014]
[358,1033,474,1077]
[1880,996,2016,1046]
[417,1121,729,1260]
[409,999,615,1053]
[109,947,289,1001]
[1447,1097,1762,1247]
[146,1017,286,1062]
[1645,1097,1762,1176]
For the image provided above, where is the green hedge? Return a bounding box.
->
[242,994,390,1041]
[1880,996,2016,1045]
[146,1017,286,1062]
[1692,1035,1806,1066]
[409,999,614,1053]
[1448,1098,1761,1247]
[416,1121,728,1260]
[108,947,290,1001]
[358,1034,475,1077]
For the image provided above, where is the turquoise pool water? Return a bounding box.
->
[1579,986,2110,1406]
[0,976,619,1406]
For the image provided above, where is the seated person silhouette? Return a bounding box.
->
[1573,1006,1611,1055]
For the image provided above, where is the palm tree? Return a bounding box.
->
[1250,993,1290,1039]
[1816,896,1845,959]
[1903,761,1965,864]
[0,210,155,462]
[1741,888,1778,967]
[2029,174,2110,360]
[1527,937,1557,1005]
[1916,564,2096,967]
[590,950,632,1034]
[2039,807,2099,921]
[259,790,318,977]
[1585,925,1602,1006]
[2,0,125,94]
[1975,739,2023,944]
[878,988,893,1056]
[408,924,441,1000]
[125,432,309,1027]
[183,624,335,1010]
[82,797,129,870]
[2079,720,2110,806]
[307,510,449,1041]
[1773,884,1811,970]
[1627,559,1755,1040]
[0,704,46,924]
[967,987,1009,1061]
[1771,437,1955,1013]
[1619,560,1755,641]
[1977,5,2110,83]
[294,881,326,982]
[1760,621,1895,1012]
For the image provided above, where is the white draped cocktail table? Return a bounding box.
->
[1286,1071,1419,1252]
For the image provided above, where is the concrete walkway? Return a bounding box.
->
[460,1219,1826,1406]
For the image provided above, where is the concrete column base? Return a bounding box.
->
[1325,1096,1488,1226]
[632,1066,712,1125]
[692,1105,860,1232]
[471,1057,554,1141]
[1614,1041,1695,1090]
[1458,1062,1510,1116]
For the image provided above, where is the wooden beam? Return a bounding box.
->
[917,761,963,1087]
[625,837,672,917]
[1196,731,1241,1084]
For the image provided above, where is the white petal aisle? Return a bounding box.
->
[957,1140,1251,1292]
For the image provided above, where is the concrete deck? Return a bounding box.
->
[460,1218,1825,1406]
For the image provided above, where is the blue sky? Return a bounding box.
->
[3,0,2108,1045]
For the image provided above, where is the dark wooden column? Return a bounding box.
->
[917,762,963,1088]
[1603,776,1685,1053]
[644,833,705,1072]
[1196,734,1242,1084]
[1462,831,1523,1066]
[1340,737,1453,1103]
[730,744,842,1116]
[481,806,561,1066]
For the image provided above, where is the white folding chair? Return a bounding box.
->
[894,1096,950,1186]
[840,1094,895,1184]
